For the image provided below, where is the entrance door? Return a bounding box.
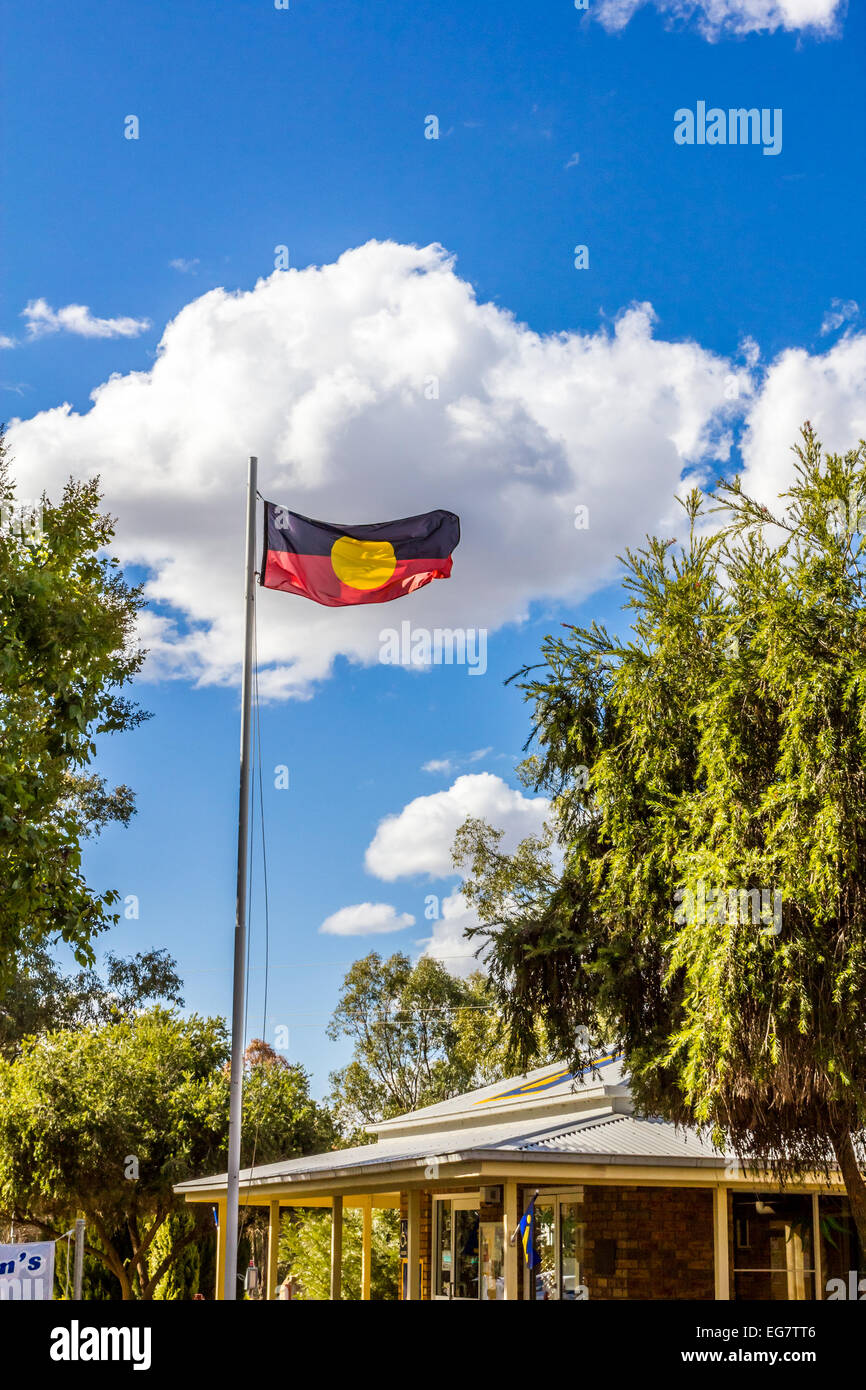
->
[452,1199,480,1300]
[525,1191,587,1301]
[434,1196,498,1299]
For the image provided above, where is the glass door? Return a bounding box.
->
[534,1201,557,1300]
[480,1221,505,1300]
[433,1199,452,1299]
[525,1191,587,1301]
[559,1198,586,1300]
[434,1196,503,1299]
[452,1199,480,1300]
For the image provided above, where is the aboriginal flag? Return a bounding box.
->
[260,503,460,607]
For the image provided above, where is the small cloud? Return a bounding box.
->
[424,748,493,775]
[319,902,415,937]
[0,335,16,349]
[820,299,859,336]
[170,257,200,275]
[21,299,150,340]
[594,0,845,40]
[565,152,581,169]
[422,758,453,775]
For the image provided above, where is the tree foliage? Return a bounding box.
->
[0,428,148,981]
[0,1012,334,1297]
[456,426,866,1245]
[326,951,549,1137]
[279,1206,400,1300]
[0,946,184,1058]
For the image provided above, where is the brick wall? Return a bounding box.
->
[580,1185,714,1300]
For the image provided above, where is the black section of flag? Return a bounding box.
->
[261,505,460,567]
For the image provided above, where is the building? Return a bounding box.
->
[174,1053,863,1301]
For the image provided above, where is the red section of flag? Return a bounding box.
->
[261,551,454,607]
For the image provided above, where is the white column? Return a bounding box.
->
[713,1186,730,1300]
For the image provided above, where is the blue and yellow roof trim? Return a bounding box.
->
[473,1051,623,1105]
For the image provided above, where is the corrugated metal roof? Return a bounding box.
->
[518,1113,730,1161]
[174,1109,730,1193]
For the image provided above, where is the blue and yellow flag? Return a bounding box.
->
[518,1196,540,1270]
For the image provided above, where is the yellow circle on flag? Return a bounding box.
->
[330,535,397,590]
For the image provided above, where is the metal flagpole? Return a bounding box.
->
[224,454,258,1300]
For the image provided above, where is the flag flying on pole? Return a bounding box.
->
[260,503,460,607]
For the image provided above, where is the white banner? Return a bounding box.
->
[0,1241,55,1300]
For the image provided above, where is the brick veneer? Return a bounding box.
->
[577,1184,715,1300]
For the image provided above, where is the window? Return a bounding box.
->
[731,1194,816,1300]
[820,1196,864,1299]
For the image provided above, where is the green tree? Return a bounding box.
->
[151,1210,200,1300]
[0,1009,228,1298]
[279,1206,400,1300]
[456,426,866,1248]
[0,429,147,982]
[0,1012,333,1297]
[231,1038,337,1166]
[0,947,184,1058]
[326,952,541,1137]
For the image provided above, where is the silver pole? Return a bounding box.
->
[224,455,258,1300]
[73,1218,85,1300]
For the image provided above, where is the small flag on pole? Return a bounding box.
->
[260,504,460,607]
[518,1195,540,1269]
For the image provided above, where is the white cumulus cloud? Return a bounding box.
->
[420,888,488,978]
[319,902,415,936]
[594,0,845,38]
[21,299,151,340]
[736,332,866,508]
[7,240,748,699]
[364,772,550,881]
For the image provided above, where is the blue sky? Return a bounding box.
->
[2,0,863,1097]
